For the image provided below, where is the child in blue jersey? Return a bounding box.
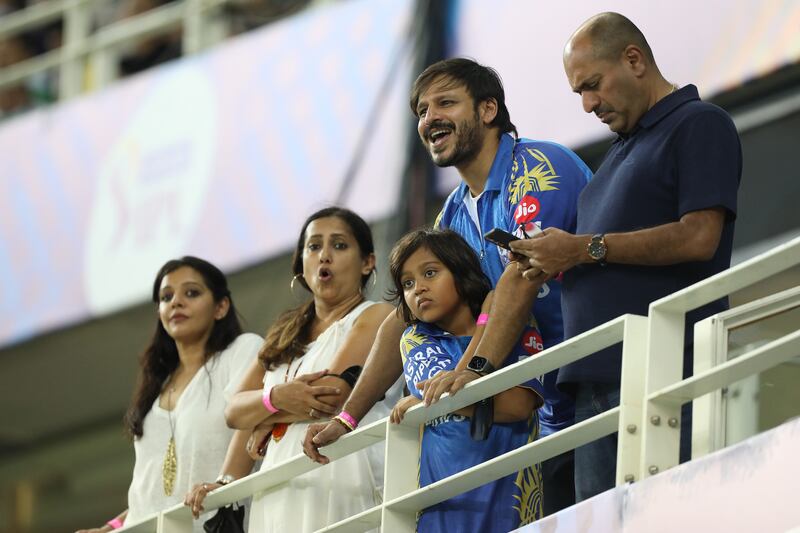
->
[388,228,545,532]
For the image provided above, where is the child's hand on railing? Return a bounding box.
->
[390,395,422,424]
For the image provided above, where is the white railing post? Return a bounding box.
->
[182,0,205,55]
[615,314,649,484]
[639,306,686,478]
[691,316,725,459]
[380,421,420,532]
[59,0,92,100]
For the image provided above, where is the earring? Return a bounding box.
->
[290,274,303,292]
[371,268,378,288]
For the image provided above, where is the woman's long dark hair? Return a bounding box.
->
[259,207,374,371]
[124,256,242,438]
[388,228,491,324]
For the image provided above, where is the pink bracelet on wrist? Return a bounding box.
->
[336,410,358,431]
[107,517,124,530]
[262,386,279,414]
[476,313,489,326]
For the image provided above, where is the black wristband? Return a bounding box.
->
[470,396,494,440]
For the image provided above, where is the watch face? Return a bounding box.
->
[467,356,488,372]
[588,240,607,260]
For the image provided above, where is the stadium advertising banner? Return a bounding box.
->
[0,0,414,347]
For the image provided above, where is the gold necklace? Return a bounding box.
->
[162,385,178,496]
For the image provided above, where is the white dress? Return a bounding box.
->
[125,333,263,530]
[249,301,403,532]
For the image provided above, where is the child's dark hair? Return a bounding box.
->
[388,228,491,324]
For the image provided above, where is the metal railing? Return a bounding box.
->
[114,234,800,533]
[0,0,231,100]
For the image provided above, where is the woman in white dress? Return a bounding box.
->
[224,207,400,532]
[76,256,261,533]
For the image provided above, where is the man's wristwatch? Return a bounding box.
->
[466,355,496,377]
[587,233,608,265]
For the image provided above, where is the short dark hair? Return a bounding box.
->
[409,57,517,139]
[125,256,242,438]
[388,228,491,324]
[580,12,655,64]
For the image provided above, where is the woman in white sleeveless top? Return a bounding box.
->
[224,207,401,532]
[76,257,261,533]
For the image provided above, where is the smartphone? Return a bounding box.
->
[483,228,518,250]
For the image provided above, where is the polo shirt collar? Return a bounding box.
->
[455,133,515,203]
[617,84,700,141]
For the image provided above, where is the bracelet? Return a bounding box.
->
[107,517,124,530]
[476,313,489,326]
[333,416,355,432]
[262,386,279,414]
[336,410,358,430]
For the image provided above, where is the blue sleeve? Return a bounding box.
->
[504,141,591,237]
[673,109,741,221]
[399,326,456,400]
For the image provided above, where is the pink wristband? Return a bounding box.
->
[476,313,489,326]
[262,386,279,414]
[107,518,124,529]
[337,410,358,430]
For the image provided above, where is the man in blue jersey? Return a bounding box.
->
[304,58,592,517]
[510,13,741,502]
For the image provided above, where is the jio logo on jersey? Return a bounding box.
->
[522,330,544,354]
[514,196,540,225]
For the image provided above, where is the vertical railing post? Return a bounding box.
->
[59,0,91,100]
[182,0,204,55]
[691,316,724,459]
[639,306,685,479]
[615,314,649,485]
[380,421,420,532]
[88,47,119,92]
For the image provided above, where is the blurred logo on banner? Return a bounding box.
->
[84,68,217,314]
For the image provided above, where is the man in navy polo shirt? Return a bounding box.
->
[509,12,742,502]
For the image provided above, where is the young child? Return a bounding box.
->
[388,228,545,533]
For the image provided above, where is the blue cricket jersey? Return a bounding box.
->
[401,321,543,532]
[434,133,592,436]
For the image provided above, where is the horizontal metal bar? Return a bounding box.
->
[117,514,158,533]
[384,408,620,513]
[719,285,800,331]
[399,315,630,428]
[0,48,63,88]
[90,1,186,50]
[315,505,382,533]
[190,418,386,512]
[0,0,78,38]
[649,328,800,406]
[650,236,800,314]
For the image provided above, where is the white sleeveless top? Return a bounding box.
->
[126,333,263,530]
[249,301,403,532]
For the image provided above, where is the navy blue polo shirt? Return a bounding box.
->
[558,85,742,386]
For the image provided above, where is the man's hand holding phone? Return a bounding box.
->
[483,226,541,264]
[506,227,582,280]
